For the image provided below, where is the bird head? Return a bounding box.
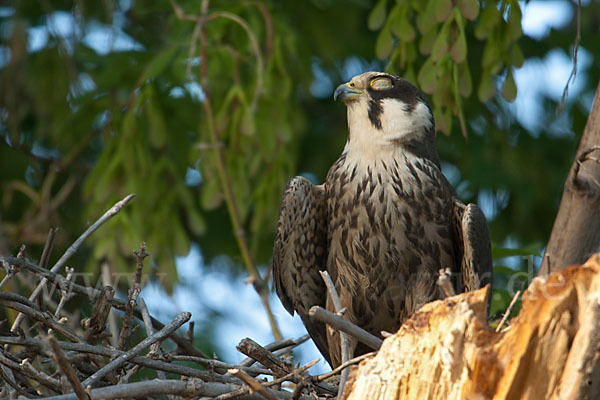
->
[334,72,438,163]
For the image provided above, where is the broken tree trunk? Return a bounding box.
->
[342,253,600,400]
[539,81,600,276]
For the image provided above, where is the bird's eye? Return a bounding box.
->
[349,82,356,88]
[370,77,393,90]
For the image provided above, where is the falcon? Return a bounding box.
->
[273,72,492,367]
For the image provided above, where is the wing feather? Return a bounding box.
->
[273,176,330,364]
[453,201,493,294]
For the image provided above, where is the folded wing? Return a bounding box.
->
[273,176,330,365]
[454,201,494,293]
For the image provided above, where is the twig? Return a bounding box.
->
[167,354,271,376]
[117,242,147,350]
[0,268,14,290]
[54,267,75,319]
[0,294,83,342]
[236,337,292,378]
[0,364,32,398]
[38,378,314,400]
[318,270,350,400]
[40,227,59,269]
[138,297,167,380]
[228,368,278,400]
[309,306,382,351]
[0,336,237,384]
[82,286,115,344]
[11,194,135,333]
[264,358,319,387]
[558,0,581,112]
[437,268,456,298]
[0,348,62,393]
[315,352,377,382]
[1,256,209,358]
[48,334,90,400]
[81,311,191,388]
[239,335,309,367]
[496,290,521,332]
[101,261,119,347]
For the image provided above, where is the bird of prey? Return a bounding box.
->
[273,72,492,368]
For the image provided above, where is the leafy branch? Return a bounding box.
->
[171,0,282,341]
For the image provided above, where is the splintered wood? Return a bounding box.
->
[343,254,600,400]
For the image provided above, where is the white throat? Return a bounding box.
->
[343,98,433,162]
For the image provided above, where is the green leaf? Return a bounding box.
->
[507,4,523,41]
[482,39,500,69]
[474,1,500,40]
[477,72,495,101]
[419,27,437,55]
[143,46,178,81]
[501,70,517,102]
[511,44,525,68]
[241,107,256,136]
[458,0,479,21]
[450,18,467,63]
[200,178,224,210]
[431,23,449,62]
[457,62,472,97]
[375,25,394,59]
[434,106,452,135]
[416,1,437,34]
[390,8,416,42]
[417,58,437,94]
[368,0,388,30]
[434,0,452,22]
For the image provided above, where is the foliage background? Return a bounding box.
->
[0,0,598,360]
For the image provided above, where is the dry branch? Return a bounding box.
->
[309,306,382,351]
[0,200,342,400]
[81,311,191,387]
[11,194,135,333]
[48,335,90,399]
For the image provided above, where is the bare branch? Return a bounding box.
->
[0,336,238,384]
[48,334,90,400]
[236,337,292,378]
[319,270,349,400]
[228,368,279,400]
[0,348,62,393]
[138,297,167,380]
[82,286,115,344]
[81,311,191,388]
[11,194,135,333]
[54,267,75,319]
[496,290,521,332]
[0,294,83,342]
[315,352,377,382]
[1,256,209,358]
[239,335,309,367]
[117,242,147,350]
[309,306,382,351]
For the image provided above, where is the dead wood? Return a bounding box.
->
[343,253,600,400]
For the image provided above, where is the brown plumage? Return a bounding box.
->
[273,72,492,368]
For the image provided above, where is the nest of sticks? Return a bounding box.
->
[0,195,376,400]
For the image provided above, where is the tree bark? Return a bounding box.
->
[342,254,600,400]
[539,81,600,275]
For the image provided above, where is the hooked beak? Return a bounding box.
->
[333,83,361,102]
